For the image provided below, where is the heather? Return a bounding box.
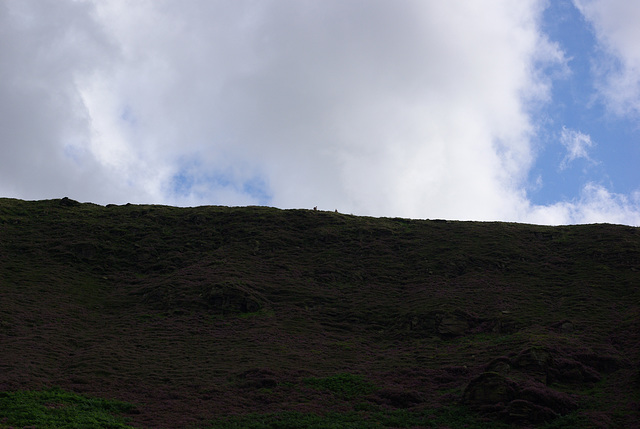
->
[0,198,638,428]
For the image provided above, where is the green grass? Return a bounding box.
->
[0,387,136,428]
[303,373,377,399]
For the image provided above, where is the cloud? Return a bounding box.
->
[559,126,596,169]
[78,0,564,220]
[525,183,640,226]
[1,1,638,225]
[0,0,141,202]
[573,0,640,118]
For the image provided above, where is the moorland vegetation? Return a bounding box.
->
[0,197,638,428]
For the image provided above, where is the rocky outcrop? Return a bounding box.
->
[437,313,469,337]
[462,346,621,425]
[463,372,517,406]
[462,371,577,424]
[405,309,520,338]
[136,268,268,315]
[59,197,80,207]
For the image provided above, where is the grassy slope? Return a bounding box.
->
[0,198,638,428]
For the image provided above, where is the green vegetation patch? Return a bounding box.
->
[303,373,377,399]
[0,387,136,428]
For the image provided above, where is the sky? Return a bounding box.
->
[1,0,639,225]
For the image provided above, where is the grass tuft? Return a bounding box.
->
[0,387,136,428]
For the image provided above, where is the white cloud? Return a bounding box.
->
[1,0,638,225]
[80,0,564,220]
[0,0,140,202]
[525,183,640,226]
[559,126,596,169]
[573,0,640,118]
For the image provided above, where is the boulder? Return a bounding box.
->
[485,357,512,375]
[551,358,601,384]
[59,197,80,207]
[506,399,559,424]
[513,347,554,383]
[518,384,577,415]
[550,319,575,333]
[437,313,469,337]
[462,372,516,406]
[464,348,582,425]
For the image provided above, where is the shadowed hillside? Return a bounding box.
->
[1,197,639,428]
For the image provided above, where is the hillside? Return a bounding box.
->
[1,197,639,428]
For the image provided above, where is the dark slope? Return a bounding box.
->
[1,197,639,428]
